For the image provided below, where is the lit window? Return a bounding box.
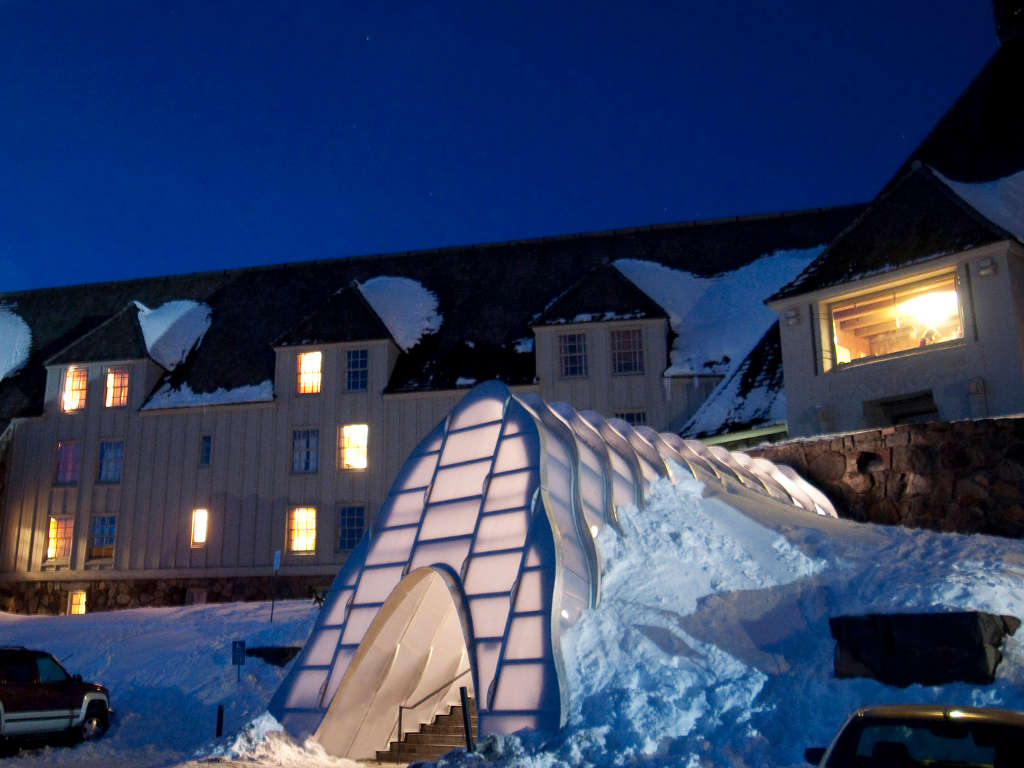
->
[46,516,73,560]
[614,409,647,426]
[68,590,87,615]
[55,440,81,485]
[296,351,322,394]
[97,440,124,483]
[559,333,588,378]
[104,367,129,408]
[346,349,368,391]
[89,515,116,559]
[337,505,365,551]
[288,507,316,554]
[611,329,644,374]
[62,367,88,411]
[339,424,368,470]
[292,429,319,473]
[829,272,964,368]
[191,508,208,547]
[199,435,212,467]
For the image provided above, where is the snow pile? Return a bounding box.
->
[615,248,821,375]
[143,379,274,410]
[0,304,31,380]
[356,276,442,351]
[938,168,1024,242]
[134,300,212,370]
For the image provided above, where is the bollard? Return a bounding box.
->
[216,704,224,737]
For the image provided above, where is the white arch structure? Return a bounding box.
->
[268,381,835,758]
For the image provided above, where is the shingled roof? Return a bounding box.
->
[769,165,1012,302]
[274,284,394,347]
[0,205,860,428]
[532,263,668,326]
[46,303,150,365]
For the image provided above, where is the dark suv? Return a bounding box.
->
[0,647,111,743]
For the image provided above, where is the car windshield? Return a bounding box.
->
[827,716,1022,767]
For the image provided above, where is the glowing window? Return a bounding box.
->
[288,507,316,554]
[829,272,964,368]
[104,367,129,408]
[191,508,208,547]
[68,590,87,615]
[337,505,365,551]
[346,349,368,391]
[296,351,322,394]
[97,441,124,483]
[55,440,81,485]
[62,367,88,411]
[46,516,73,560]
[559,333,587,378]
[339,424,368,470]
[611,329,644,374]
[89,515,116,559]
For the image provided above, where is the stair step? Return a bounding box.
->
[375,698,477,763]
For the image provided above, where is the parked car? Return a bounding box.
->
[805,704,1024,767]
[0,647,111,744]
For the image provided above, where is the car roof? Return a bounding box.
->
[853,704,1024,727]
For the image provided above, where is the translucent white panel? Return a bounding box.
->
[431,460,491,503]
[421,428,444,453]
[469,595,510,638]
[770,465,811,510]
[382,489,427,527]
[463,551,522,595]
[441,422,502,466]
[493,434,537,474]
[514,570,544,613]
[448,393,505,431]
[474,510,529,553]
[525,545,542,567]
[400,453,440,491]
[353,565,405,604]
[504,615,547,659]
[322,647,355,705]
[475,639,502,708]
[284,668,328,709]
[365,526,417,566]
[340,606,379,645]
[560,569,590,610]
[608,450,637,510]
[637,456,661,485]
[322,588,354,626]
[419,498,481,540]
[480,713,540,733]
[304,628,342,666]
[483,470,538,512]
[492,663,545,710]
[409,537,472,573]
[500,408,530,437]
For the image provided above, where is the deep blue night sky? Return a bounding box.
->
[0,1,999,291]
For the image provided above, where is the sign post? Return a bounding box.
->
[231,640,246,683]
[270,549,281,623]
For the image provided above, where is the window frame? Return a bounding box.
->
[558,333,588,378]
[198,434,212,467]
[345,348,369,392]
[97,440,125,484]
[88,515,116,560]
[61,366,88,412]
[291,428,320,474]
[104,367,130,408]
[54,440,81,486]
[190,508,209,548]
[287,506,317,555]
[338,424,369,470]
[614,409,648,426]
[610,328,645,375]
[45,515,73,561]
[296,350,322,395]
[67,590,87,615]
[337,505,365,551]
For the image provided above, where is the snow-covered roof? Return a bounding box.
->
[143,379,274,410]
[134,300,212,371]
[616,247,821,375]
[0,305,31,381]
[938,167,1024,242]
[356,276,442,352]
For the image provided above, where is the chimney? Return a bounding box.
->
[993,0,1024,42]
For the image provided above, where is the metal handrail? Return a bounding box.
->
[395,668,472,761]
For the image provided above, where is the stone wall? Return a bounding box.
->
[749,417,1024,538]
[0,575,331,615]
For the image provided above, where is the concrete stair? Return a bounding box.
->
[375,699,477,763]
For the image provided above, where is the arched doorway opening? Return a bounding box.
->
[314,567,476,760]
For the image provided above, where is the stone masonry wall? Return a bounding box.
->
[748,417,1024,538]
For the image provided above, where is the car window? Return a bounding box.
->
[1,656,35,684]
[34,654,69,683]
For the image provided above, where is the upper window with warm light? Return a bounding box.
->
[296,351,322,394]
[105,367,129,408]
[62,367,88,412]
[828,272,964,369]
[339,424,368,470]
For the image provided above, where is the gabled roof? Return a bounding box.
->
[769,165,1011,302]
[46,303,150,365]
[275,284,394,347]
[531,263,668,326]
[881,36,1024,194]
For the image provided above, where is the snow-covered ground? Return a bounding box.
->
[3,474,1024,767]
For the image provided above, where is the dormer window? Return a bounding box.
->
[828,271,964,369]
[105,367,130,408]
[296,351,322,394]
[62,367,88,411]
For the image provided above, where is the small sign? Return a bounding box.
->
[232,640,246,666]
[273,549,281,573]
